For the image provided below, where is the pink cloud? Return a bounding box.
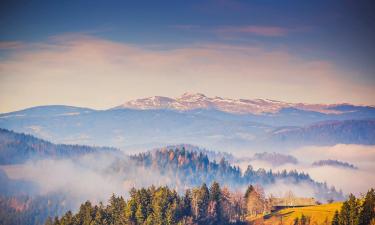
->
[215,25,289,37]
[0,41,25,50]
[0,34,373,113]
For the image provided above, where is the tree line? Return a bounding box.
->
[47,182,272,225]
[131,147,343,201]
[332,188,375,225]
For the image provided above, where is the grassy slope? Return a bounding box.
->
[249,202,342,225]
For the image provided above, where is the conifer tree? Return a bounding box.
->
[209,182,222,223]
[347,194,360,225]
[359,188,375,225]
[125,198,137,224]
[293,217,299,225]
[244,185,254,200]
[45,217,53,225]
[332,210,340,225]
[135,203,146,224]
[183,189,192,217]
[339,201,351,225]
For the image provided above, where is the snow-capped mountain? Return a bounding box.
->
[0,93,374,152]
[115,92,350,114]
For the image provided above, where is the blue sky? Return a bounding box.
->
[0,0,374,112]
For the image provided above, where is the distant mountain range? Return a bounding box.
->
[0,93,374,152]
[116,92,372,115]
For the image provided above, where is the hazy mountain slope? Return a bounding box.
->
[0,108,271,150]
[0,105,95,118]
[265,120,375,147]
[0,128,116,164]
[131,147,344,201]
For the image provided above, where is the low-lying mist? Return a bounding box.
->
[2,143,373,213]
[2,152,173,209]
[234,144,375,196]
[293,144,375,196]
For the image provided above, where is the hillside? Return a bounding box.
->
[251,202,342,225]
[0,128,117,164]
[266,119,375,147]
[130,147,344,201]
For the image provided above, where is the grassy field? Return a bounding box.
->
[249,202,342,225]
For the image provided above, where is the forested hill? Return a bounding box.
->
[130,148,344,201]
[0,128,117,164]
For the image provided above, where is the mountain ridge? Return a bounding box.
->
[115,92,371,115]
[0,94,374,151]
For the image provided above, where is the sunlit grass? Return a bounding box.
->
[249,202,342,225]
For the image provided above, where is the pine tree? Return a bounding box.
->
[293,217,299,225]
[209,182,222,223]
[75,201,94,225]
[340,201,351,225]
[300,214,310,225]
[183,190,192,217]
[359,188,375,225]
[59,211,73,225]
[136,203,146,224]
[107,195,126,225]
[53,216,59,225]
[152,187,169,225]
[191,183,210,222]
[166,201,177,225]
[45,217,53,225]
[332,210,339,225]
[347,194,360,225]
[125,198,137,223]
[92,207,104,225]
[244,185,254,199]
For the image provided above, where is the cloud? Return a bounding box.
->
[291,145,375,195]
[283,145,375,196]
[0,34,373,113]
[233,144,375,196]
[0,41,24,50]
[215,25,289,37]
[264,180,316,198]
[292,144,375,169]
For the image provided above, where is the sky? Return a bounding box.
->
[0,0,374,113]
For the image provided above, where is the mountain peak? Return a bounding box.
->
[178,92,207,101]
[115,93,355,114]
[180,92,207,98]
